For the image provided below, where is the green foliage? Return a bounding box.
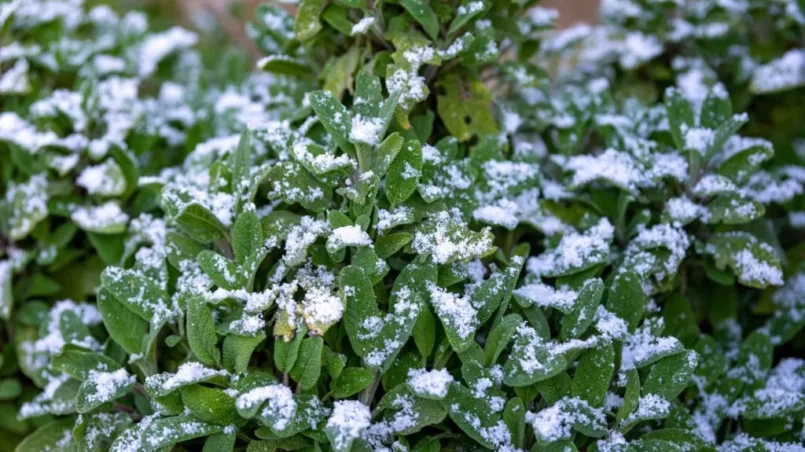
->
[4,0,805,451]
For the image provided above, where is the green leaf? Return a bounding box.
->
[504,397,526,449]
[642,350,698,401]
[400,0,439,40]
[441,383,507,449]
[87,232,124,266]
[258,55,312,77]
[530,397,607,442]
[266,161,332,212]
[290,336,323,390]
[275,324,308,373]
[413,438,440,452]
[375,231,412,258]
[198,251,239,290]
[0,261,11,321]
[535,371,572,405]
[543,441,579,452]
[97,288,147,355]
[0,378,21,400]
[309,91,354,154]
[233,210,263,265]
[247,436,313,452]
[504,324,566,386]
[183,384,242,425]
[703,232,783,288]
[332,367,374,398]
[484,314,522,367]
[436,74,499,142]
[140,415,223,451]
[73,412,132,451]
[381,261,435,363]
[187,295,221,367]
[294,0,327,40]
[707,194,764,225]
[223,332,265,374]
[732,331,774,388]
[175,203,228,244]
[571,344,614,407]
[560,278,604,340]
[606,271,644,332]
[261,211,301,242]
[343,262,434,371]
[341,265,380,357]
[742,389,805,419]
[72,202,129,234]
[706,113,749,159]
[16,419,75,452]
[448,0,488,35]
[640,429,712,451]
[354,71,384,118]
[700,86,732,129]
[616,369,641,424]
[662,293,700,347]
[413,215,496,264]
[322,4,354,36]
[5,174,48,240]
[230,131,251,208]
[204,433,237,452]
[76,368,135,413]
[323,46,361,99]
[619,394,673,432]
[325,348,347,379]
[100,267,168,322]
[165,231,206,268]
[386,140,423,206]
[716,140,773,184]
[51,348,121,380]
[665,87,694,149]
[378,385,446,434]
[373,132,404,177]
[413,304,436,360]
[693,335,728,388]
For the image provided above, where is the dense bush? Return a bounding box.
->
[2,0,805,451]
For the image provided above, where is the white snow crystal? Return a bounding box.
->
[408,368,454,398]
[350,17,375,36]
[326,401,371,450]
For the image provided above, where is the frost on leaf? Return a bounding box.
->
[750,49,805,94]
[72,202,130,234]
[527,218,613,277]
[514,280,579,313]
[145,362,228,397]
[407,368,454,400]
[526,397,606,443]
[624,224,690,278]
[236,383,297,430]
[702,232,783,288]
[412,211,495,264]
[4,173,49,240]
[325,400,371,452]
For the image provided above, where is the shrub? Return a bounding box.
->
[3,0,805,451]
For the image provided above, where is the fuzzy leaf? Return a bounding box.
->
[183,385,242,425]
[97,289,147,355]
[436,74,498,142]
[187,295,221,367]
[332,368,374,398]
[642,350,698,401]
[400,0,439,40]
[571,344,614,407]
[290,337,323,390]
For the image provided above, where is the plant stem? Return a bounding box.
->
[359,373,381,405]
